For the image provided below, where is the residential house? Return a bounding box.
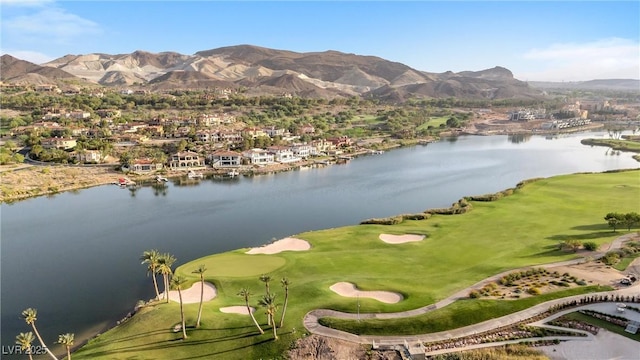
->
[169,151,205,169]
[130,158,164,173]
[197,114,222,127]
[209,150,242,167]
[267,146,299,163]
[327,136,352,148]
[263,126,287,138]
[96,109,121,118]
[41,137,77,150]
[218,131,243,145]
[242,127,268,139]
[242,149,274,165]
[68,110,92,120]
[35,84,61,93]
[290,143,313,159]
[311,139,335,155]
[74,150,103,164]
[299,124,315,135]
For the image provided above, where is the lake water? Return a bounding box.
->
[1,131,638,357]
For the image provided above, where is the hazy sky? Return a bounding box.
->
[1,0,638,82]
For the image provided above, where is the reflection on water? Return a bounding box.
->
[508,134,532,143]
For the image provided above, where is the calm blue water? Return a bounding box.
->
[1,131,638,358]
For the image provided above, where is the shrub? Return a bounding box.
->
[401,213,431,220]
[583,242,598,251]
[360,216,403,225]
[468,290,481,298]
[528,287,541,295]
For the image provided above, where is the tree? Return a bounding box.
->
[258,293,279,341]
[21,308,59,360]
[57,333,74,360]
[237,288,264,334]
[171,275,188,339]
[140,249,161,299]
[605,212,624,232]
[15,332,36,360]
[158,253,176,303]
[279,277,290,328]
[259,274,273,325]
[191,264,207,328]
[623,212,640,231]
[259,274,272,295]
[561,239,581,252]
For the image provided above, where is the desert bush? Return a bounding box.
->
[401,213,431,220]
[583,242,598,251]
[528,287,541,295]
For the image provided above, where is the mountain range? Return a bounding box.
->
[3,45,632,101]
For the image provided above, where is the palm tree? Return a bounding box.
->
[279,277,290,328]
[140,249,161,299]
[158,253,177,303]
[237,288,264,334]
[259,274,273,325]
[57,333,74,360]
[191,264,207,328]
[259,274,272,295]
[21,308,59,360]
[15,332,36,360]
[171,275,188,339]
[258,293,279,341]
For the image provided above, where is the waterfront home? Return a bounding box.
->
[169,151,205,169]
[310,139,335,155]
[41,137,77,150]
[290,143,313,159]
[242,148,274,165]
[130,158,164,173]
[209,150,242,167]
[267,145,299,163]
[327,136,352,148]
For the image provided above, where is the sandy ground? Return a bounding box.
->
[159,281,217,304]
[539,329,639,360]
[379,234,425,244]
[219,306,254,315]
[246,237,311,254]
[549,261,625,288]
[329,282,403,304]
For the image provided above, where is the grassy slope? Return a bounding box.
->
[73,170,640,359]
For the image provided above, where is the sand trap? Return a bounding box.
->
[379,234,425,244]
[246,237,311,254]
[330,282,403,304]
[159,281,217,304]
[220,306,255,315]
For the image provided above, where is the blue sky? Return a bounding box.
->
[1,1,638,81]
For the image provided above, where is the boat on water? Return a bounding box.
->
[113,178,136,187]
[156,175,169,182]
[187,170,204,179]
[227,169,240,177]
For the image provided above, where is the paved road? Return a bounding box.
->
[303,233,640,347]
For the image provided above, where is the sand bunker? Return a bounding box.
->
[379,234,425,244]
[220,306,254,315]
[330,282,403,304]
[246,237,311,254]
[160,281,217,304]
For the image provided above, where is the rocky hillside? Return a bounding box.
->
[6,45,546,101]
[1,54,78,85]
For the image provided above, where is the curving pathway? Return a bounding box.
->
[303,233,640,348]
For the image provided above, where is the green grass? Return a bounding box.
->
[318,286,612,335]
[613,253,640,271]
[417,116,449,130]
[73,170,640,359]
[564,312,640,342]
[581,138,640,153]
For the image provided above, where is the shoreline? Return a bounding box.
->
[0,125,621,204]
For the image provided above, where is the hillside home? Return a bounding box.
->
[68,110,92,120]
[209,150,242,167]
[263,126,287,137]
[96,109,121,118]
[327,136,352,148]
[41,137,77,150]
[299,124,315,135]
[169,151,205,169]
[242,149,274,165]
[218,131,243,145]
[242,127,268,139]
[73,150,103,164]
[35,84,61,93]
